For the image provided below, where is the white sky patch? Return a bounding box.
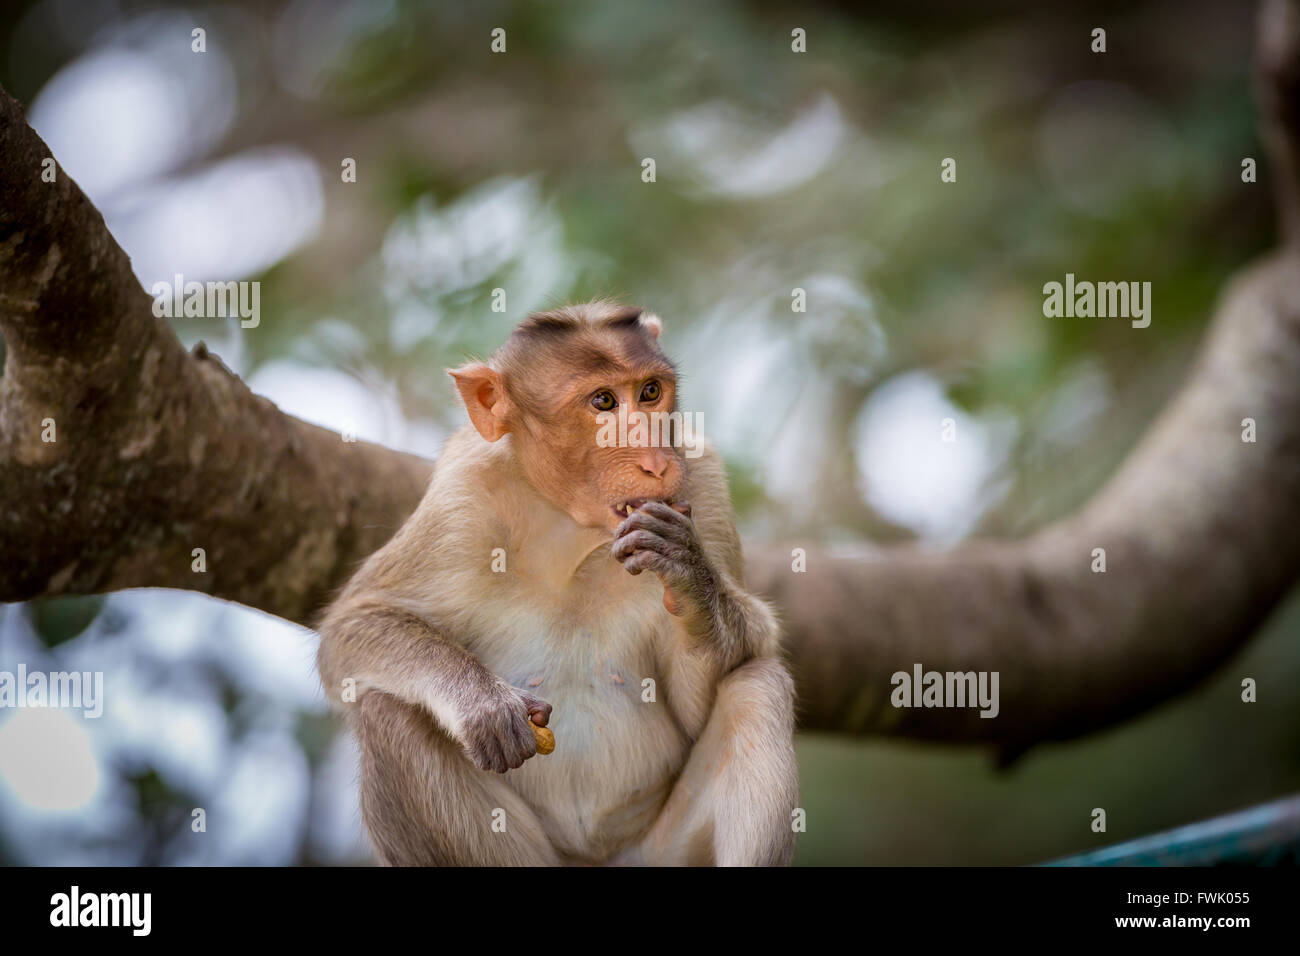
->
[381,176,567,306]
[854,371,1018,543]
[248,360,397,445]
[678,278,885,530]
[207,730,311,865]
[0,708,100,812]
[677,317,839,530]
[108,147,324,289]
[247,360,443,459]
[28,20,317,297]
[49,592,226,794]
[210,607,325,711]
[389,297,443,353]
[308,732,371,863]
[764,375,848,526]
[685,319,791,454]
[109,589,222,665]
[29,49,188,198]
[0,588,335,862]
[250,361,392,452]
[101,673,227,794]
[28,17,236,201]
[634,93,845,199]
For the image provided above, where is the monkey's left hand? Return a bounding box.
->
[612,501,718,617]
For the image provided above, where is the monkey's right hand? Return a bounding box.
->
[454,681,552,774]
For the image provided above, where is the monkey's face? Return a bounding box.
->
[450,305,688,535]
[517,371,686,534]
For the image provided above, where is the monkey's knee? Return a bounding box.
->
[715,658,798,865]
[354,692,558,866]
[354,693,451,865]
[716,657,796,725]
[659,658,797,867]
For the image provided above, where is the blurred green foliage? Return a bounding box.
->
[1,0,1293,865]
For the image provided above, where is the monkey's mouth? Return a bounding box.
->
[612,498,658,520]
[611,498,689,520]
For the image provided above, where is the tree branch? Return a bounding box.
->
[752,247,1300,749]
[0,88,431,624]
[755,0,1300,748]
[2,0,1299,750]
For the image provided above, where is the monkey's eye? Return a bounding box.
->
[591,390,617,412]
[640,381,661,403]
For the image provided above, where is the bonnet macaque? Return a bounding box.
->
[316,302,798,865]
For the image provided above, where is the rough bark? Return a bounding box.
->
[2,1,1300,748]
[752,248,1300,749]
[0,89,430,624]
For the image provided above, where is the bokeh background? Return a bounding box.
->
[1,0,1296,865]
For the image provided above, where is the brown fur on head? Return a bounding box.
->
[448,301,684,532]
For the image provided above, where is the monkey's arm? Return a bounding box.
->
[676,562,781,673]
[612,502,779,672]
[316,602,551,773]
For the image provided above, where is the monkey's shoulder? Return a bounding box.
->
[331,429,511,608]
[410,427,526,547]
[426,426,521,507]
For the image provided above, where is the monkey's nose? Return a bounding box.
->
[637,448,670,479]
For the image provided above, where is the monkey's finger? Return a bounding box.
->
[616,508,686,545]
[622,550,669,577]
[470,740,506,774]
[493,718,524,771]
[505,734,532,769]
[507,711,538,761]
[637,501,695,539]
[487,737,511,773]
[641,499,689,520]
[520,693,552,727]
[612,528,674,561]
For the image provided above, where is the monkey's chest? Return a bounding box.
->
[470,613,689,862]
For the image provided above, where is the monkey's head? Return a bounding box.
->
[449,302,686,533]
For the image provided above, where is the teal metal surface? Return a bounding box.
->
[1043,793,1300,866]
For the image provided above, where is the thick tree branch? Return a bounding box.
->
[0,89,431,623]
[752,247,1300,748]
[2,0,1300,749]
[755,0,1300,747]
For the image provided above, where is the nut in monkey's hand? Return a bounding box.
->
[530,720,555,755]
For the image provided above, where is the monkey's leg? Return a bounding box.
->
[636,657,798,866]
[356,691,561,866]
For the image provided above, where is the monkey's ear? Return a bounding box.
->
[639,312,663,339]
[448,363,510,442]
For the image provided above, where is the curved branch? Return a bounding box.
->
[752,248,1300,748]
[1,0,1298,750]
[754,0,1300,747]
[0,87,431,624]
